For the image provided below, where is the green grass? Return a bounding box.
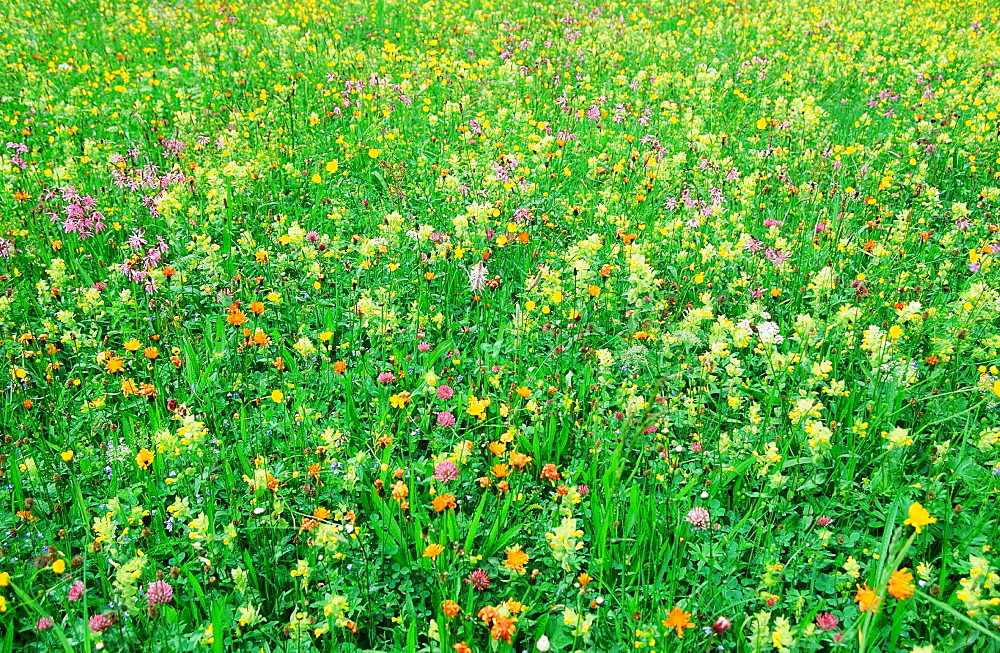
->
[1,0,1000,651]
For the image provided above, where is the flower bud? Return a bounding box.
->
[712,616,732,634]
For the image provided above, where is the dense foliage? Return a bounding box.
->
[1,0,1000,651]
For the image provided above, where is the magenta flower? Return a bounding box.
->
[434,461,460,482]
[436,385,454,400]
[36,617,54,631]
[686,507,711,530]
[466,568,491,591]
[89,613,113,633]
[68,580,85,602]
[146,580,174,606]
[436,411,456,428]
[815,613,839,631]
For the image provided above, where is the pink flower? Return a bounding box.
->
[376,371,396,384]
[711,616,732,634]
[68,580,85,602]
[817,515,833,527]
[89,612,113,633]
[815,613,839,631]
[466,568,491,591]
[417,342,431,352]
[36,617,54,631]
[691,442,703,453]
[146,580,174,606]
[436,385,454,400]
[686,507,711,530]
[763,218,784,228]
[434,461,460,482]
[437,411,456,428]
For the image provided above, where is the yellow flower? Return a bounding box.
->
[136,449,155,469]
[271,389,284,403]
[0,595,6,612]
[60,450,74,462]
[51,559,66,574]
[903,502,937,534]
[390,392,412,409]
[368,148,382,159]
[0,572,9,587]
[888,324,903,340]
[325,160,339,173]
[993,379,1000,398]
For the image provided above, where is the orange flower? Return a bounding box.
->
[540,463,560,482]
[509,451,532,469]
[888,568,914,600]
[504,545,529,574]
[577,572,593,587]
[452,642,472,653]
[226,309,248,326]
[854,584,881,612]
[515,386,531,398]
[477,605,498,625]
[333,360,347,374]
[442,601,460,618]
[423,543,445,559]
[143,347,158,360]
[312,506,331,520]
[391,480,409,502]
[489,441,507,456]
[249,301,266,315]
[492,464,511,478]
[432,493,457,512]
[662,606,694,637]
[104,356,125,373]
[138,383,156,397]
[121,378,138,396]
[491,616,516,644]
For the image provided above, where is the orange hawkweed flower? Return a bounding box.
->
[442,601,460,618]
[662,606,694,637]
[540,463,560,482]
[509,451,532,469]
[227,310,248,326]
[423,543,445,559]
[888,568,914,600]
[854,584,880,612]
[432,493,457,512]
[333,360,347,374]
[490,616,516,644]
[504,545,529,574]
[143,347,158,360]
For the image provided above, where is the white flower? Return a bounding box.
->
[757,321,783,344]
[469,261,488,292]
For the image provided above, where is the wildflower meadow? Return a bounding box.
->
[3,0,1000,651]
